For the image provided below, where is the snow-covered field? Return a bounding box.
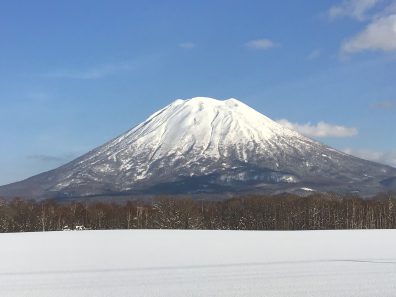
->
[1,230,396,297]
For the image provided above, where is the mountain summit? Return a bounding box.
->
[1,97,395,199]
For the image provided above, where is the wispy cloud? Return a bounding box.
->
[27,153,77,164]
[179,42,196,49]
[245,38,279,50]
[25,91,52,102]
[373,99,396,109]
[277,119,358,137]
[328,0,380,21]
[343,148,396,167]
[44,61,134,80]
[307,49,322,60]
[342,14,396,53]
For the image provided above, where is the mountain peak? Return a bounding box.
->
[127,97,299,162]
[171,97,246,109]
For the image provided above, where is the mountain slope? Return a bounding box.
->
[1,97,395,199]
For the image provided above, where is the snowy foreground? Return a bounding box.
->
[1,230,396,297]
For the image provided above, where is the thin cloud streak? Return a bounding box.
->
[343,148,396,167]
[179,42,196,49]
[42,54,161,80]
[373,99,396,109]
[277,119,358,137]
[307,49,322,60]
[44,62,133,80]
[27,153,77,164]
[245,39,279,50]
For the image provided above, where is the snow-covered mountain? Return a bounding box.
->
[1,97,395,200]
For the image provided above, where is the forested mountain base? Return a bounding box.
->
[0,193,395,232]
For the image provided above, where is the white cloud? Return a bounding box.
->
[277,119,358,137]
[343,148,396,167]
[245,39,278,50]
[179,42,196,49]
[328,0,380,20]
[342,14,396,53]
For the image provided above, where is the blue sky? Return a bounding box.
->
[1,0,396,185]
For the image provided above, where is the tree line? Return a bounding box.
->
[0,193,395,233]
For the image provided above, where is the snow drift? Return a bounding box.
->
[1,230,396,297]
